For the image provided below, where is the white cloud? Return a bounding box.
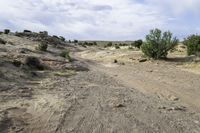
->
[0,0,199,40]
[144,0,200,15]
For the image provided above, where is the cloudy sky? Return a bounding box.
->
[0,0,199,40]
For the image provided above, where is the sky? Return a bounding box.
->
[0,0,200,40]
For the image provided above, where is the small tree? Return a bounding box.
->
[4,29,10,34]
[141,28,178,59]
[131,40,143,49]
[59,36,65,42]
[183,35,200,56]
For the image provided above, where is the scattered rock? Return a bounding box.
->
[0,38,7,44]
[176,106,187,111]
[30,71,38,77]
[64,62,89,71]
[114,104,126,108]
[168,95,179,101]
[120,62,125,65]
[194,120,199,124]
[158,106,167,110]
[138,58,147,62]
[7,41,14,45]
[12,60,22,67]
[15,32,24,37]
[147,70,153,72]
[18,87,33,97]
[24,56,44,70]
[167,106,186,112]
[129,58,136,60]
[159,106,186,112]
[18,48,32,54]
[114,59,118,63]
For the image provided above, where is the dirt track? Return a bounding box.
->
[4,61,200,133]
[1,35,200,132]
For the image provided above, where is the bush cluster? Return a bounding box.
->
[78,41,97,47]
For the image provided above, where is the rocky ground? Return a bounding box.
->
[0,32,200,133]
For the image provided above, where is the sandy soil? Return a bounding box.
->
[0,34,200,133]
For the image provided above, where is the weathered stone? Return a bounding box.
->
[139,58,147,62]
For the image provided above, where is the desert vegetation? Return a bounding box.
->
[37,40,48,51]
[141,28,178,59]
[131,39,143,49]
[60,50,72,62]
[184,34,200,56]
[0,28,200,133]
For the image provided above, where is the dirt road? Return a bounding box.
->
[1,35,200,132]
[79,48,200,110]
[24,61,200,132]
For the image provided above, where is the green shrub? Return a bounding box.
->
[60,50,72,61]
[4,29,10,34]
[83,41,88,45]
[183,35,200,56]
[88,42,94,46]
[74,40,78,43]
[131,40,143,49]
[115,46,120,49]
[122,43,128,46]
[107,42,113,47]
[37,41,48,51]
[93,41,97,45]
[141,28,178,59]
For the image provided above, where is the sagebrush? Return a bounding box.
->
[60,50,72,62]
[38,41,48,51]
